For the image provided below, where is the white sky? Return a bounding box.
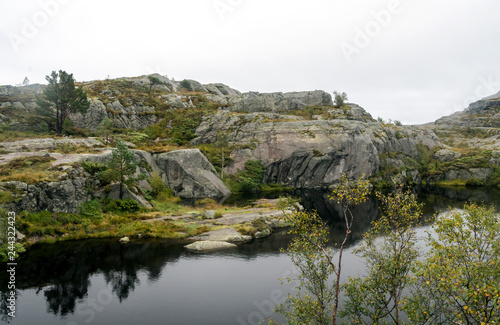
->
[1,0,499,124]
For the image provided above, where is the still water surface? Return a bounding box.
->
[1,187,499,324]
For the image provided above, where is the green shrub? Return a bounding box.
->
[228,160,267,193]
[199,143,233,173]
[81,160,107,175]
[333,91,348,108]
[126,132,149,144]
[312,149,324,157]
[80,199,103,219]
[179,79,193,91]
[148,172,170,198]
[0,190,14,204]
[105,198,141,213]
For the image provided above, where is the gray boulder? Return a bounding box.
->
[433,149,461,162]
[255,229,272,239]
[155,149,231,198]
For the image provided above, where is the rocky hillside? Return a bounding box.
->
[0,138,230,213]
[1,74,499,213]
[418,92,500,187]
[435,91,500,128]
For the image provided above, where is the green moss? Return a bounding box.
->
[0,190,14,204]
[312,149,324,157]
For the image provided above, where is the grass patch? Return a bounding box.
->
[0,156,61,184]
[434,179,467,187]
[50,143,102,154]
[0,190,14,204]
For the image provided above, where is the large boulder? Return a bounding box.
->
[155,149,231,198]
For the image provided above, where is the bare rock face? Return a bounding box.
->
[193,109,441,188]
[4,169,95,213]
[70,99,158,130]
[206,90,333,113]
[435,94,500,128]
[155,149,231,198]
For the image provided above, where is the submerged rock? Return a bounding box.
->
[184,240,237,252]
[254,229,272,239]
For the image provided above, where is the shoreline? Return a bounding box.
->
[10,200,289,256]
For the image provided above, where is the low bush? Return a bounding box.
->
[103,198,141,213]
[234,160,266,193]
[80,199,103,220]
[81,160,107,175]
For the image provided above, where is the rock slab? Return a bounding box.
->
[191,228,252,244]
[184,241,237,252]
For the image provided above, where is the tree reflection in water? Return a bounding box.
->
[0,186,498,321]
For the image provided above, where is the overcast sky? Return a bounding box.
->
[1,0,499,124]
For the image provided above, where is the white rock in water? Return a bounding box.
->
[184,241,237,252]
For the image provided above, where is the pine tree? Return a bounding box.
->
[37,70,90,134]
[102,139,139,199]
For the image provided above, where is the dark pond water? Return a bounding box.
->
[1,187,499,325]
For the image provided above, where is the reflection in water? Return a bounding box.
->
[0,187,498,324]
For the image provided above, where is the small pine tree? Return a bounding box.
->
[102,139,139,199]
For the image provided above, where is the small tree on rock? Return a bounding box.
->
[333,91,348,108]
[102,139,139,199]
[147,75,162,94]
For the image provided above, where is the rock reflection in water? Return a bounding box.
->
[0,186,498,324]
